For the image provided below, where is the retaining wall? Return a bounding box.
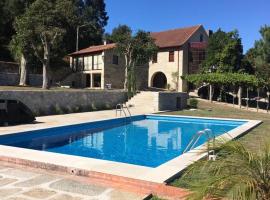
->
[0,73,43,86]
[157,92,188,111]
[0,90,127,116]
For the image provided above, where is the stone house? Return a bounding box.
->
[149,24,209,92]
[68,24,209,91]
[67,43,148,89]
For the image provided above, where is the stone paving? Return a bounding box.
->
[0,106,156,200]
[0,163,144,200]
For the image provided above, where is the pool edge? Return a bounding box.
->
[0,114,261,184]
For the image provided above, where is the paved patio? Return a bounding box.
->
[0,107,157,200]
[0,162,145,200]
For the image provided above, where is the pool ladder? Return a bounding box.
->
[183,129,216,160]
[116,103,132,121]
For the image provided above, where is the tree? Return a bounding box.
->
[241,49,256,74]
[109,25,157,95]
[8,0,36,86]
[73,0,109,50]
[9,37,29,86]
[254,26,270,88]
[245,26,270,110]
[202,29,244,73]
[0,1,7,60]
[182,73,261,107]
[183,141,270,200]
[16,0,78,89]
[0,0,34,61]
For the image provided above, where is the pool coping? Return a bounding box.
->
[0,114,262,184]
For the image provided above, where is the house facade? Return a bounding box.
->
[149,25,209,92]
[67,43,148,89]
[68,25,209,91]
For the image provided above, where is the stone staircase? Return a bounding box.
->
[126,91,158,114]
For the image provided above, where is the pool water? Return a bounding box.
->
[0,115,246,167]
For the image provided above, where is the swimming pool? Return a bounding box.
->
[0,115,246,167]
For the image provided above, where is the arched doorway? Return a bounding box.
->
[151,72,167,89]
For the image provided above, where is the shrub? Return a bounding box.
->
[189,98,198,108]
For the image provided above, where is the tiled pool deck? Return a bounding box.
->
[0,161,146,200]
[0,108,261,199]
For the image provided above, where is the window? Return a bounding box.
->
[84,56,92,70]
[169,51,174,62]
[199,51,205,61]
[200,34,204,42]
[77,57,84,71]
[113,55,118,65]
[93,55,102,70]
[152,53,157,63]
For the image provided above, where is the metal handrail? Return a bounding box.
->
[116,104,123,117]
[122,103,131,119]
[183,128,216,159]
[184,131,204,153]
[115,103,132,122]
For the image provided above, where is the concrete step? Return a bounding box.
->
[125,91,157,113]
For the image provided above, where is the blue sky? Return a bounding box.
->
[105,0,270,52]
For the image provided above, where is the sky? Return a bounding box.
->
[104,0,270,52]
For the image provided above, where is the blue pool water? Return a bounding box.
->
[0,115,246,167]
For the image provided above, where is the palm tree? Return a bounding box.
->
[183,141,270,200]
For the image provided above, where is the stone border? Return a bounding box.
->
[0,114,261,185]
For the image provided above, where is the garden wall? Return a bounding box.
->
[157,92,188,111]
[0,90,127,116]
[0,73,43,86]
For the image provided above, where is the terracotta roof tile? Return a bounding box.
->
[69,43,116,56]
[69,25,203,56]
[151,25,202,48]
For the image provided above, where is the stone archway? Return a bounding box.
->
[151,72,167,89]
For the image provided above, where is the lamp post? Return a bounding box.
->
[76,23,94,51]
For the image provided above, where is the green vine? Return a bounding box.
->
[182,73,264,88]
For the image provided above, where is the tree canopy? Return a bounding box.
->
[108,25,157,95]
[15,0,79,88]
[0,0,35,60]
[0,0,108,62]
[182,73,262,88]
[252,26,270,87]
[202,29,244,73]
[73,0,108,50]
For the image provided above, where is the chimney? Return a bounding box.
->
[103,40,107,45]
[207,30,213,37]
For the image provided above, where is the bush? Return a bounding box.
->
[189,98,198,108]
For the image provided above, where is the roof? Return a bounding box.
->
[69,25,204,56]
[150,25,202,48]
[69,43,116,56]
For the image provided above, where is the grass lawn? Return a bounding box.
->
[164,99,270,188]
[0,86,82,91]
[0,86,122,92]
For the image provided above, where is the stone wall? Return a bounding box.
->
[0,73,19,85]
[148,26,209,92]
[104,49,125,89]
[135,65,149,90]
[157,92,188,111]
[60,72,84,88]
[0,90,127,116]
[148,47,183,91]
[0,61,19,73]
[0,73,43,86]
